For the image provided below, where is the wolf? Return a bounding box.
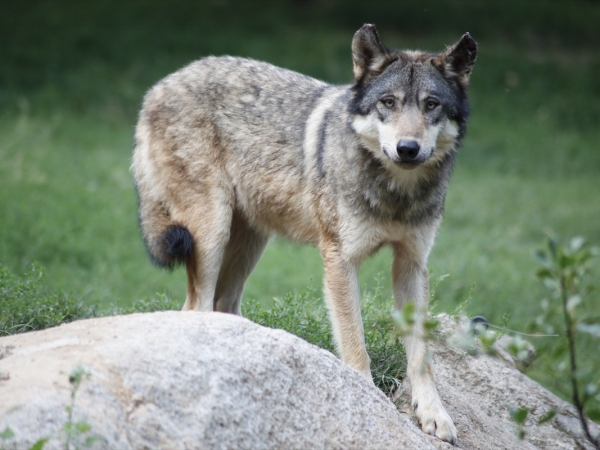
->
[132,24,477,443]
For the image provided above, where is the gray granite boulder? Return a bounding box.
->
[1,311,598,449]
[0,311,432,450]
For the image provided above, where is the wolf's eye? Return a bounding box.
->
[426,99,439,110]
[381,98,395,109]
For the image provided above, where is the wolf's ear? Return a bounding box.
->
[351,24,393,82]
[434,33,478,88]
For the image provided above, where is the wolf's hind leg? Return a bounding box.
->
[392,241,457,444]
[178,186,234,312]
[214,211,269,314]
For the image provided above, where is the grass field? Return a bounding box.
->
[1,0,599,408]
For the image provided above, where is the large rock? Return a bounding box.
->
[0,312,432,450]
[0,312,598,449]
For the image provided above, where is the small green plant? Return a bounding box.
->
[0,427,17,450]
[63,367,97,450]
[508,406,529,440]
[0,367,95,450]
[507,404,560,441]
[0,427,47,450]
[530,236,600,448]
[438,236,600,444]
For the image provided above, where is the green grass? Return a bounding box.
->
[0,264,404,396]
[1,0,599,409]
[244,286,406,396]
[0,264,96,335]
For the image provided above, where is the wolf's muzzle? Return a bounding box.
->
[396,139,421,162]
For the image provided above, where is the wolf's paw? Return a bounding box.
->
[412,394,457,444]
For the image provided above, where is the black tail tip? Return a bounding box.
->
[156,225,194,269]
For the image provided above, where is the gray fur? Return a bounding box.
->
[132,24,477,444]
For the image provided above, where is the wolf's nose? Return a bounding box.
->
[397,140,421,161]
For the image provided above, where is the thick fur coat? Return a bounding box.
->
[133,24,477,443]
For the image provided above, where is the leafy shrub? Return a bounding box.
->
[529,236,600,446]
[0,264,96,336]
[506,236,599,446]
[111,294,180,315]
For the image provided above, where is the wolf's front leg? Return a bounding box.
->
[321,245,371,378]
[392,242,457,444]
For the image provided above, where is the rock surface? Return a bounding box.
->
[0,311,598,449]
[395,315,600,449]
[0,312,431,450]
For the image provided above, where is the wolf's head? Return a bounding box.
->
[350,24,477,172]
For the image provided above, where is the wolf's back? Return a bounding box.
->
[132,56,341,264]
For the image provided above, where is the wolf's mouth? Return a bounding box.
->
[397,161,422,170]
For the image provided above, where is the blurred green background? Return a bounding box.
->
[1,1,599,327]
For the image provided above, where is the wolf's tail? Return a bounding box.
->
[135,188,194,270]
